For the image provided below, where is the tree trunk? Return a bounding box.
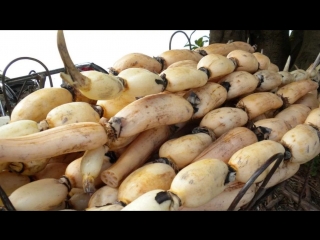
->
[209,30,249,44]
[249,30,291,71]
[289,30,304,70]
[291,30,320,71]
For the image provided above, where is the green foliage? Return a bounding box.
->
[184,35,209,50]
